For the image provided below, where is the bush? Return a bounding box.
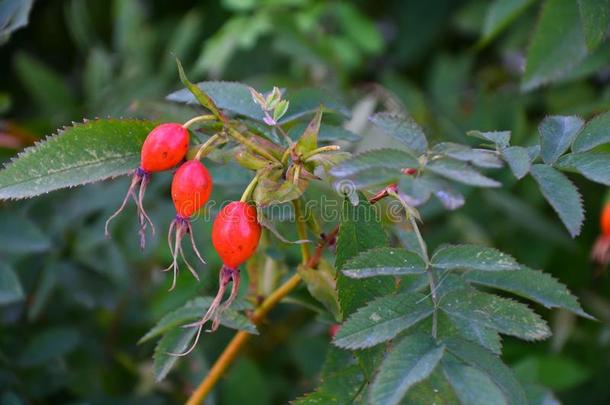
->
[1,1,609,404]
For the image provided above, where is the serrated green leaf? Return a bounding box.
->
[467,130,511,148]
[427,158,501,188]
[440,288,551,341]
[18,327,80,367]
[335,196,396,317]
[431,143,503,169]
[442,359,508,405]
[0,264,24,305]
[539,116,584,164]
[578,0,610,51]
[530,164,584,237]
[296,108,322,155]
[479,0,537,47]
[330,148,418,178]
[153,326,198,382]
[431,244,520,271]
[369,112,428,155]
[522,0,588,91]
[0,119,156,200]
[139,297,257,343]
[369,333,445,405]
[556,152,610,185]
[572,111,610,152]
[444,337,528,405]
[342,247,427,278]
[440,312,503,355]
[501,146,531,179]
[463,268,590,318]
[333,292,434,350]
[168,83,349,123]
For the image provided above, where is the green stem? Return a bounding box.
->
[194,133,222,160]
[281,147,292,165]
[240,176,259,203]
[302,145,341,161]
[183,114,216,129]
[407,213,438,339]
[228,127,280,163]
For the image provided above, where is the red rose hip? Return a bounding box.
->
[212,201,261,268]
[165,160,213,291]
[173,201,261,356]
[105,123,190,249]
[141,123,190,172]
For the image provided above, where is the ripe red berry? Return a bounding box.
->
[172,201,261,356]
[141,123,190,172]
[165,160,213,291]
[402,167,417,176]
[105,123,190,249]
[172,160,213,218]
[212,201,261,269]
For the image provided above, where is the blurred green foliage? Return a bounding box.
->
[1,0,610,403]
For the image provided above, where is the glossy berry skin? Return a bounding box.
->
[212,201,261,268]
[601,202,610,235]
[171,160,213,218]
[141,123,189,172]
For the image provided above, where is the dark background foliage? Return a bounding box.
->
[1,0,609,403]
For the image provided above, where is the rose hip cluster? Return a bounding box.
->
[105,122,261,351]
